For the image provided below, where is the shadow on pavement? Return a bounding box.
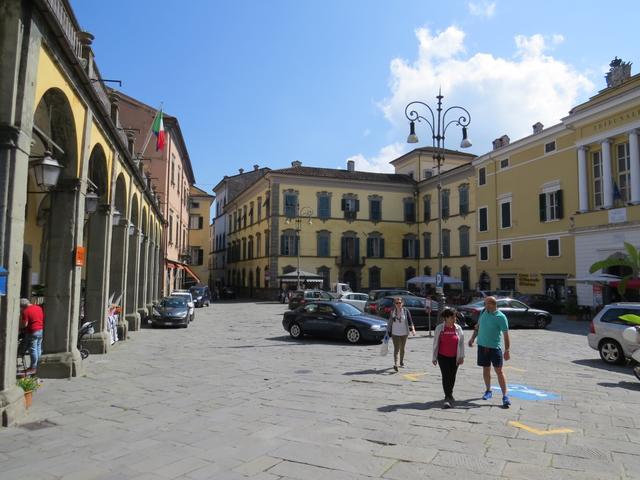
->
[572,358,632,374]
[598,381,640,391]
[378,398,484,412]
[344,367,395,376]
[264,335,377,346]
[546,316,590,336]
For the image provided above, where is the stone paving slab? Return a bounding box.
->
[1,303,638,479]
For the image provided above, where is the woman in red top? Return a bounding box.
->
[432,308,465,408]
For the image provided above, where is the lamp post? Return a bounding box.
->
[405,90,472,317]
[286,206,313,289]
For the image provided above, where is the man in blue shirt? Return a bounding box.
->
[468,296,512,407]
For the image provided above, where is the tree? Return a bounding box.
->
[590,242,640,295]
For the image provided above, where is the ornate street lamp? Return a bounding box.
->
[405,90,472,317]
[29,150,63,190]
[285,206,313,289]
[85,189,99,214]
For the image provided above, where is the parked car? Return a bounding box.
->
[339,292,369,311]
[282,301,388,343]
[457,298,552,329]
[220,286,236,299]
[170,290,195,322]
[151,296,190,328]
[288,289,334,310]
[189,285,211,307]
[471,290,522,301]
[364,289,416,315]
[374,295,440,328]
[588,303,640,365]
[516,293,564,313]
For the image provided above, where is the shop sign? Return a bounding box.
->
[609,208,627,224]
[75,246,86,267]
[518,273,539,286]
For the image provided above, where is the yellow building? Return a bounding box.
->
[473,59,640,306]
[215,152,476,297]
[187,186,214,287]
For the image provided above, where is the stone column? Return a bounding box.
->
[137,235,149,321]
[154,246,161,300]
[125,230,141,331]
[83,205,111,353]
[578,146,589,212]
[145,241,155,312]
[601,139,613,208]
[629,130,640,205]
[109,221,129,340]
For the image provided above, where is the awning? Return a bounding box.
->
[407,275,463,285]
[166,259,201,283]
[568,273,620,284]
[277,269,324,282]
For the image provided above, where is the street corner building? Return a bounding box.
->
[0,0,167,426]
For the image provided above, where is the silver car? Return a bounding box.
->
[339,292,369,311]
[588,303,640,364]
[170,290,195,322]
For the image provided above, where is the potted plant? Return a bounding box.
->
[17,376,40,409]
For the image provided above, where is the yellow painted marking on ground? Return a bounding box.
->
[403,372,428,381]
[504,366,526,372]
[509,421,574,436]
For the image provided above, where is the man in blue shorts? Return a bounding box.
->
[468,296,511,407]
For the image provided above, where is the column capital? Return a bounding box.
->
[601,138,613,145]
[629,128,640,136]
[578,145,590,153]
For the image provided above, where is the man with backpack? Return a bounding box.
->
[467,296,511,408]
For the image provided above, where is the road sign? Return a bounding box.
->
[436,272,443,288]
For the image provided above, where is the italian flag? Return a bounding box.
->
[152,109,165,151]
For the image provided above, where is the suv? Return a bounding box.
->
[364,289,416,315]
[189,285,211,307]
[288,290,334,310]
[588,303,640,364]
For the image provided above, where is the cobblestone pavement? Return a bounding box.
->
[1,301,639,479]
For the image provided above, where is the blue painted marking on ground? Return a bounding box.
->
[491,384,560,401]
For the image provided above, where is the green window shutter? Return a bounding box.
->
[539,193,547,222]
[556,190,563,219]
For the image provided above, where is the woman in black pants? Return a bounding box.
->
[432,308,465,408]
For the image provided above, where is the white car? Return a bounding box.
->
[170,290,195,322]
[339,293,369,311]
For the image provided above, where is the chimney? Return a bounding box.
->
[238,168,244,174]
[347,159,355,172]
[78,31,95,74]
[126,131,136,155]
[492,138,502,150]
[253,164,259,171]
[532,122,544,134]
[291,160,302,168]
[109,92,119,125]
[500,135,510,146]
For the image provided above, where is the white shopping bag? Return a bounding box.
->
[380,335,389,356]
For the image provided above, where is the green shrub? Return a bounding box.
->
[17,376,40,392]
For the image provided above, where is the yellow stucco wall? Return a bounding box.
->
[34,46,87,178]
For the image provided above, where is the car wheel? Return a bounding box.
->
[599,339,625,365]
[289,323,303,339]
[535,316,548,329]
[345,327,361,344]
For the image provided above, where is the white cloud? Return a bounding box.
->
[345,143,406,173]
[468,1,496,18]
[378,26,594,156]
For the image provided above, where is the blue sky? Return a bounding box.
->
[72,0,639,189]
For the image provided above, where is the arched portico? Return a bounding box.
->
[125,194,141,330]
[109,173,130,339]
[137,207,150,320]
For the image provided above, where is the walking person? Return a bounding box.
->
[386,297,416,372]
[432,308,465,408]
[468,296,511,408]
[20,298,45,374]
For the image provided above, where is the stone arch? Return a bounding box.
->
[109,174,128,305]
[33,88,82,375]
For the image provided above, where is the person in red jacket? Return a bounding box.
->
[20,298,44,373]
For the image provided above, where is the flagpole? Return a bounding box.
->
[138,103,163,159]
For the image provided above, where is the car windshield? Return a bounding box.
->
[334,303,362,316]
[190,287,205,295]
[162,298,187,307]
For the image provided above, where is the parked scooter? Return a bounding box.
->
[78,320,95,359]
[622,326,640,381]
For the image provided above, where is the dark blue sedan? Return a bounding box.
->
[282,301,388,344]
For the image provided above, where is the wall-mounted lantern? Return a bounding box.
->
[29,151,63,190]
